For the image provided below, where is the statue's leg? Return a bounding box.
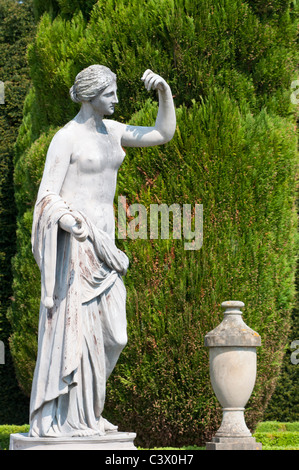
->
[96,275,127,433]
[99,275,128,380]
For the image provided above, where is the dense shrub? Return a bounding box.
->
[8,0,299,446]
[0,0,34,424]
[264,265,299,422]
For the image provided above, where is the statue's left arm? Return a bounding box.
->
[119,70,176,147]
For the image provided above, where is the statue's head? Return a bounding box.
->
[70,65,116,104]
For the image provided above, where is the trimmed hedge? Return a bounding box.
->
[0,424,29,451]
[255,421,299,432]
[254,421,299,450]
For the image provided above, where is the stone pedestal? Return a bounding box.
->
[205,301,262,451]
[9,432,137,451]
[206,436,262,451]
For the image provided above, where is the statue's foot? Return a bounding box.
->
[99,417,118,433]
[72,428,103,437]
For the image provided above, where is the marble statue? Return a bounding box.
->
[29,65,176,437]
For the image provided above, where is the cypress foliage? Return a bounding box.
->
[264,261,299,422]
[9,0,298,445]
[32,0,59,20]
[32,0,97,21]
[0,0,35,424]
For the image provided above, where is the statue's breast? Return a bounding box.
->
[70,131,125,174]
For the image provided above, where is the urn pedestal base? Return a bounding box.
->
[206,408,262,450]
[206,436,262,451]
[215,408,251,438]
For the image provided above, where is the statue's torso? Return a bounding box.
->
[60,119,125,238]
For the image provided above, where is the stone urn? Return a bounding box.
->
[205,301,262,450]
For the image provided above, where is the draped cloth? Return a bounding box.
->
[29,193,129,437]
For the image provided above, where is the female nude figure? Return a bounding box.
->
[29,65,176,437]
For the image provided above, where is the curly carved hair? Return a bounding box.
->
[69,65,116,104]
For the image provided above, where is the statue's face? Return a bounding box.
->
[90,81,118,116]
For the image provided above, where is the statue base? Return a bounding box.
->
[206,436,262,451]
[9,432,137,451]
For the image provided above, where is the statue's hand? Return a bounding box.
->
[59,214,89,242]
[141,69,169,92]
[71,216,89,242]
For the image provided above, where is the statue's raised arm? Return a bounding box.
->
[119,69,176,148]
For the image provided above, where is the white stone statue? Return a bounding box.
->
[29,65,176,437]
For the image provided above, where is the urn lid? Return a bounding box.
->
[204,301,261,347]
